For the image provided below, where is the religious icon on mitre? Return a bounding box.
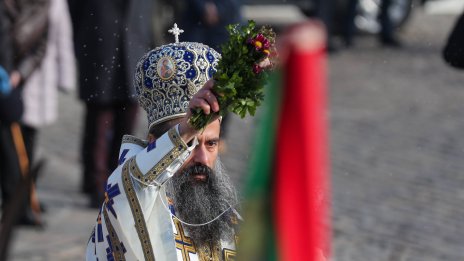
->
[157,56,176,80]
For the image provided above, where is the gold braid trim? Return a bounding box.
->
[103,207,126,260]
[132,128,188,186]
[122,160,156,261]
[129,157,145,184]
[122,135,148,148]
[223,248,237,261]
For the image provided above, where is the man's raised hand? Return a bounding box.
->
[179,80,220,143]
[186,79,219,117]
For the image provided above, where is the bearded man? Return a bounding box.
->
[86,27,240,261]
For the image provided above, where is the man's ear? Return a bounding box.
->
[147,133,156,143]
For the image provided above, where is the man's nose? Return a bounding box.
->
[192,144,209,165]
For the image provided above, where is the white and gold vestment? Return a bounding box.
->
[85,125,238,261]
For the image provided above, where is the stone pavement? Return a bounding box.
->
[7,7,464,261]
[329,8,464,261]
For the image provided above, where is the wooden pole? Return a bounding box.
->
[10,123,42,221]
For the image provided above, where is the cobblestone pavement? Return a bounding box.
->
[7,6,464,261]
[330,8,464,261]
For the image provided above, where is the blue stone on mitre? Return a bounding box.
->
[134,42,220,131]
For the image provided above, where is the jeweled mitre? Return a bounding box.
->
[134,40,220,131]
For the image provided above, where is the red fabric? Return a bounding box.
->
[273,48,331,260]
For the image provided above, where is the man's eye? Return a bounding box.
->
[206,141,218,148]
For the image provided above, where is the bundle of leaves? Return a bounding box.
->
[188,20,276,130]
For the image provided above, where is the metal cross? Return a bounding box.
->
[168,23,184,43]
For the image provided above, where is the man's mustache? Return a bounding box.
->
[183,164,213,179]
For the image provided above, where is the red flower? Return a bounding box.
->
[250,34,270,52]
[253,64,262,74]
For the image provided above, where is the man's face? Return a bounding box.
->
[169,120,236,247]
[181,119,221,182]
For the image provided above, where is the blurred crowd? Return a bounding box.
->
[310,0,402,52]
[0,0,75,228]
[0,0,242,231]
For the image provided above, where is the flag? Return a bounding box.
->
[238,25,331,261]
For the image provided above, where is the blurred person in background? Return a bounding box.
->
[67,0,156,208]
[19,0,76,218]
[343,0,402,48]
[0,0,11,77]
[0,0,17,224]
[342,0,359,47]
[179,0,242,144]
[312,0,338,52]
[443,10,464,69]
[0,0,12,98]
[179,0,242,51]
[0,0,50,226]
[379,0,402,47]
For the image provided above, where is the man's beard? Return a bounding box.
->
[167,158,238,248]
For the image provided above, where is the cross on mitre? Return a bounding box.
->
[168,23,184,43]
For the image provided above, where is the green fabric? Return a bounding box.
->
[238,71,282,260]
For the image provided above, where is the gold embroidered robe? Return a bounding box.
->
[85,125,238,261]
